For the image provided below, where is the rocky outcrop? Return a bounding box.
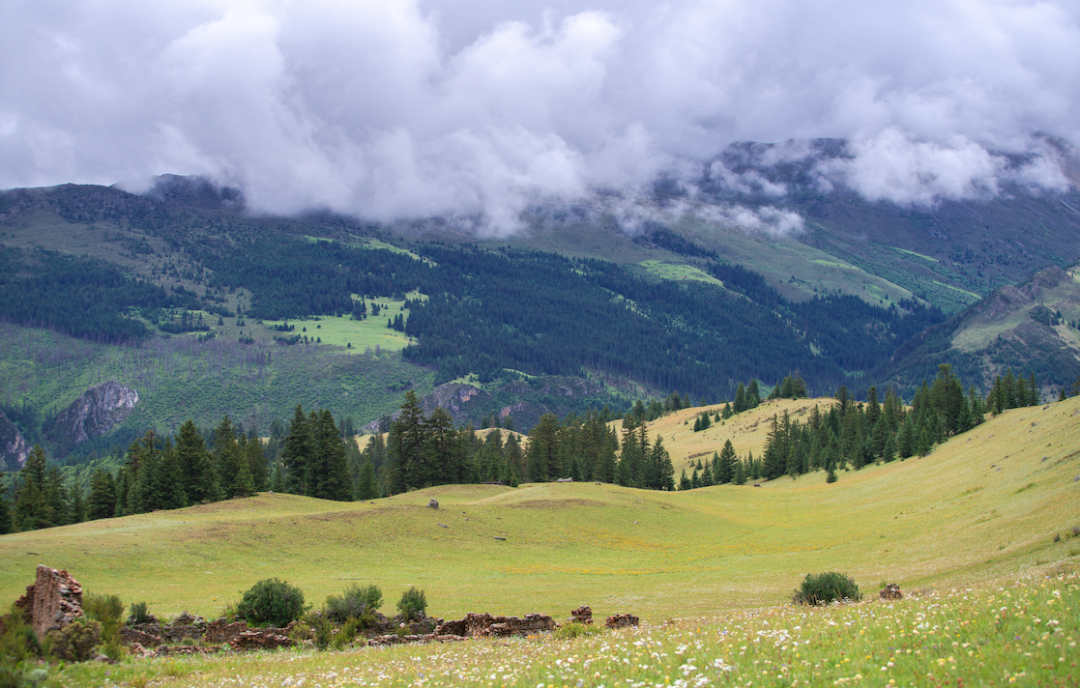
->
[45,381,138,457]
[434,612,556,638]
[0,409,31,472]
[605,614,640,629]
[14,566,85,640]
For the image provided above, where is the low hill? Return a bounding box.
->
[2,397,1077,621]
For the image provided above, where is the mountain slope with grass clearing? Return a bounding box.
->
[1,398,1078,623]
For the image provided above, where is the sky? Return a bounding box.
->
[1,0,1078,234]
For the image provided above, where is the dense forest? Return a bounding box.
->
[0,364,1053,535]
[0,182,949,401]
[0,247,198,343]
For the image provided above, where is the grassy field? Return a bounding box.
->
[48,572,1080,688]
[643,398,831,476]
[3,397,1078,625]
[260,290,422,353]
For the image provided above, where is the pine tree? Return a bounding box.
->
[388,391,427,493]
[175,420,218,504]
[283,406,315,496]
[15,445,53,530]
[312,409,351,501]
[88,469,117,521]
[212,416,241,499]
[355,461,379,500]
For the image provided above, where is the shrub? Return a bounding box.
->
[396,587,427,622]
[236,579,308,628]
[792,572,863,605]
[324,584,382,623]
[46,618,102,662]
[127,601,156,626]
[301,612,333,650]
[332,617,360,650]
[554,623,603,640]
[83,593,125,661]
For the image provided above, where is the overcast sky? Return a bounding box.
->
[2,0,1078,233]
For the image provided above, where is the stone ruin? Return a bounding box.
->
[14,565,84,640]
[879,584,904,601]
[605,613,639,629]
[434,612,557,638]
[570,605,593,625]
[5,567,642,659]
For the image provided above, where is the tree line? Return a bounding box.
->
[0,364,1054,534]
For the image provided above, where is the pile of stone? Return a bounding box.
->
[434,612,557,638]
[605,614,639,629]
[879,584,904,600]
[570,606,593,625]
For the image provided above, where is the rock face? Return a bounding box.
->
[435,612,556,638]
[45,381,138,457]
[14,566,85,640]
[0,409,31,471]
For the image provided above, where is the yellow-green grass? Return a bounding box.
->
[49,572,1080,688]
[638,260,725,288]
[644,398,833,475]
[260,292,425,352]
[4,398,1079,630]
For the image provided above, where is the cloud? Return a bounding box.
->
[0,0,1078,232]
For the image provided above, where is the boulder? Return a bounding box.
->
[605,614,639,629]
[428,498,439,509]
[14,566,85,640]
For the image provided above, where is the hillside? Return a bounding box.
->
[2,396,1077,621]
[4,143,1080,462]
[879,263,1080,393]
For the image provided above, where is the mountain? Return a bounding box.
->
[2,137,1080,461]
[877,263,1080,393]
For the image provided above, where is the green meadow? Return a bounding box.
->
[3,397,1078,622]
[2,397,1078,686]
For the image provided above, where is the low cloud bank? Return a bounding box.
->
[1,1,1078,235]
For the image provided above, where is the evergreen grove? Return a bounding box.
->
[0,365,1053,533]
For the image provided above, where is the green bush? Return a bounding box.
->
[332,617,361,650]
[46,618,102,662]
[83,593,125,661]
[396,587,427,622]
[126,601,155,626]
[236,579,308,628]
[553,623,603,640]
[324,584,382,623]
[792,572,863,605]
[301,613,333,650]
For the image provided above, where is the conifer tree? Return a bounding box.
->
[14,445,53,531]
[388,391,427,493]
[283,406,314,495]
[176,420,218,504]
[88,469,117,521]
[355,461,378,500]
